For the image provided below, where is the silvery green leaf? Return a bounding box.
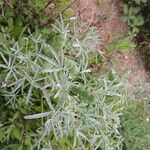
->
[24,112,50,119]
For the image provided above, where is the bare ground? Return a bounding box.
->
[72,0,148,87]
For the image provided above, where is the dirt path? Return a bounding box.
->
[72,0,148,87]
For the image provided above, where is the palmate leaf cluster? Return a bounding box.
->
[0,18,129,149]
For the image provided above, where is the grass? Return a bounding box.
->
[122,101,150,150]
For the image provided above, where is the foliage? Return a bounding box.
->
[0,16,131,149]
[123,0,150,37]
[0,0,72,39]
[108,35,135,53]
[123,0,150,71]
[0,0,149,149]
[121,101,150,150]
[137,82,150,104]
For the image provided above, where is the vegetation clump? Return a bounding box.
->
[0,14,128,149]
[0,0,150,149]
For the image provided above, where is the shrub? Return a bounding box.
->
[0,17,130,149]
